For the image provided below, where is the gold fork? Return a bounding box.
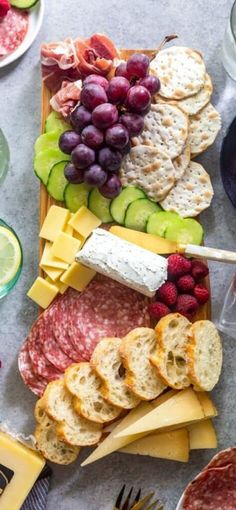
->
[113,485,164,510]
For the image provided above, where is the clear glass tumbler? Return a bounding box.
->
[0,220,23,299]
[217,274,236,339]
[222,0,236,80]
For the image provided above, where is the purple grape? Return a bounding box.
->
[92,103,118,130]
[126,85,151,113]
[107,76,130,104]
[64,163,84,183]
[59,131,81,154]
[80,84,108,111]
[83,74,109,91]
[139,75,161,95]
[98,147,122,172]
[140,105,151,116]
[115,62,130,80]
[120,141,131,156]
[81,125,104,149]
[99,174,122,198]
[105,124,129,150]
[84,164,107,186]
[71,143,95,169]
[126,53,150,78]
[70,105,92,132]
[120,112,144,137]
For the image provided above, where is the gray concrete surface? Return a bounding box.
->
[1,0,236,508]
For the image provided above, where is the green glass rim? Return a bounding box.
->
[0,220,23,298]
[230,0,236,41]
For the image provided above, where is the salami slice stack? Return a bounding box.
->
[18,275,150,397]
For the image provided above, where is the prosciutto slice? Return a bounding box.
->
[50,80,82,119]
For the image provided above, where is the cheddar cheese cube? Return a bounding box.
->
[40,242,69,270]
[41,265,64,282]
[68,206,101,238]
[45,276,68,295]
[64,214,74,236]
[60,262,96,292]
[51,232,82,264]
[27,277,58,308]
[39,205,70,242]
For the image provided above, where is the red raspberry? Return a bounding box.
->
[156,281,178,307]
[177,274,195,293]
[167,254,192,280]
[148,301,170,321]
[194,284,210,305]
[175,294,199,319]
[0,0,10,17]
[191,260,209,282]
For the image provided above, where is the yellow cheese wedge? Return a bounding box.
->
[81,390,176,466]
[110,226,177,254]
[27,277,58,308]
[196,392,218,418]
[39,205,70,242]
[41,265,64,282]
[120,428,189,463]
[68,206,101,238]
[51,232,82,264]
[188,419,217,450]
[60,262,96,292]
[0,431,45,510]
[40,242,69,270]
[45,276,68,295]
[115,389,204,438]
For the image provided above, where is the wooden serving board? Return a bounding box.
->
[39,49,211,321]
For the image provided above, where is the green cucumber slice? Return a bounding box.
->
[88,188,113,223]
[64,183,91,213]
[47,161,68,201]
[147,211,182,238]
[125,198,160,232]
[34,131,61,155]
[165,218,204,245]
[10,0,39,8]
[110,186,146,225]
[34,148,70,185]
[45,112,70,134]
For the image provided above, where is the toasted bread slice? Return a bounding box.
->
[35,422,79,465]
[65,363,121,423]
[120,328,166,400]
[91,337,140,409]
[43,379,102,446]
[186,320,223,391]
[150,313,191,389]
[34,398,52,429]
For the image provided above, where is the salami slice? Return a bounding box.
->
[27,322,62,382]
[18,341,47,397]
[204,447,236,470]
[39,316,74,372]
[182,464,236,510]
[0,8,29,58]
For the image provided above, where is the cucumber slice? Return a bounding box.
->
[10,0,39,8]
[34,131,61,155]
[47,161,68,201]
[165,218,204,246]
[125,198,160,232]
[45,112,70,134]
[88,188,113,223]
[64,183,91,213]
[34,148,70,185]
[147,211,182,238]
[110,186,146,225]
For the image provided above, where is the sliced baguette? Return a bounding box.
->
[65,363,121,423]
[91,337,140,409]
[120,328,166,400]
[186,320,223,391]
[43,379,102,446]
[34,398,51,428]
[35,422,79,465]
[150,313,191,389]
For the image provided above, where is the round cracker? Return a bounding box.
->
[172,145,191,181]
[188,102,221,156]
[132,104,188,160]
[151,46,206,99]
[119,145,175,202]
[160,161,214,217]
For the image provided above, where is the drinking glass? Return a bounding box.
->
[0,220,23,299]
[0,129,10,184]
[217,274,236,339]
[222,0,236,80]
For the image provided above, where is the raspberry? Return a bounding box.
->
[167,254,192,280]
[156,281,178,307]
[175,294,199,319]
[0,0,10,17]
[194,284,210,305]
[148,301,170,321]
[191,260,209,282]
[177,274,195,293]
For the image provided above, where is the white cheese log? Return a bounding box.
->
[76,228,167,297]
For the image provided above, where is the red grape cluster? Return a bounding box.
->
[59,53,161,199]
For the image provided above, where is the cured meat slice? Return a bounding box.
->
[38,315,74,372]
[50,80,81,119]
[182,464,236,510]
[18,341,47,397]
[204,447,236,470]
[27,322,62,382]
[0,8,29,58]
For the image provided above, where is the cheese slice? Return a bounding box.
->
[0,431,45,510]
[27,277,58,309]
[42,265,64,282]
[60,262,96,292]
[188,419,217,450]
[39,205,70,242]
[64,215,74,236]
[51,232,82,264]
[81,390,176,466]
[40,242,69,270]
[68,206,101,238]
[196,392,218,418]
[120,428,189,463]
[45,277,68,295]
[110,225,177,254]
[115,389,204,438]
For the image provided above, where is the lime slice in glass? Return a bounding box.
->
[0,226,22,286]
